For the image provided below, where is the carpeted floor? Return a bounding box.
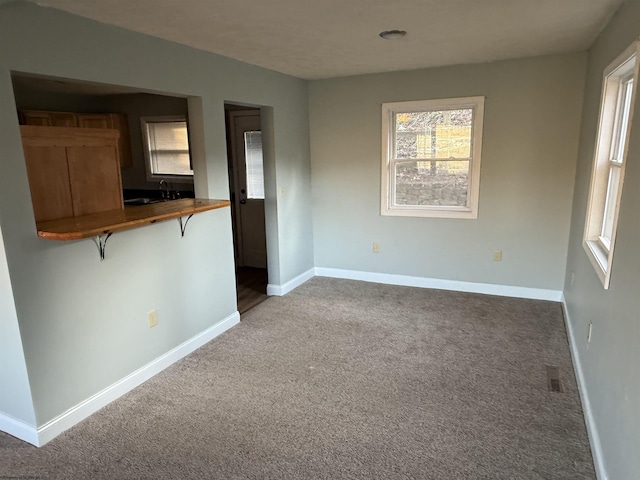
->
[0,278,595,479]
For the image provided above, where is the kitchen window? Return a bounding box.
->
[381,96,484,218]
[141,116,193,181]
[583,41,638,289]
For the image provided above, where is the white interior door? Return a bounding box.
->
[229,110,267,268]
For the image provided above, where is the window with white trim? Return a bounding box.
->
[583,41,638,289]
[244,130,265,199]
[381,96,484,218]
[141,116,193,181]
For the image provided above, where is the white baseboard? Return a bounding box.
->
[561,295,607,480]
[315,267,563,301]
[27,311,239,447]
[0,412,38,446]
[267,268,315,296]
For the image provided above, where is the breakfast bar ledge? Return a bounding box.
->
[35,198,231,260]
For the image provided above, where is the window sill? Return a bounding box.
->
[146,174,194,184]
[381,205,477,219]
[583,239,611,289]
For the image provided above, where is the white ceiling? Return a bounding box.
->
[33,0,623,80]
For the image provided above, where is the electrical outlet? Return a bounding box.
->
[147,310,158,328]
[570,272,575,286]
[493,250,502,262]
[587,322,592,343]
[373,242,380,253]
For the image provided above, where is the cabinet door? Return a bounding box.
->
[77,114,114,129]
[67,146,123,216]
[110,114,133,168]
[22,110,78,127]
[21,111,53,126]
[23,146,74,222]
[49,112,78,127]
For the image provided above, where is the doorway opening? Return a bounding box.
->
[225,104,268,314]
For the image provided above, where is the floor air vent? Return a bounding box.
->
[546,365,563,393]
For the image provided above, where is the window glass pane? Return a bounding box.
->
[601,165,622,243]
[394,160,470,207]
[153,151,191,175]
[244,131,264,199]
[612,79,634,163]
[147,121,192,176]
[395,109,473,159]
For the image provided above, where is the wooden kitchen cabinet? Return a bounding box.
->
[21,110,133,168]
[77,113,113,129]
[22,145,74,221]
[110,114,132,168]
[21,110,78,127]
[77,113,132,167]
[21,126,123,222]
[67,146,124,216]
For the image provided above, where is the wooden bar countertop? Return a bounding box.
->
[36,198,231,240]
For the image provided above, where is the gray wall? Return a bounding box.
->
[0,1,313,426]
[309,54,586,290]
[0,226,35,426]
[564,0,640,477]
[12,88,104,113]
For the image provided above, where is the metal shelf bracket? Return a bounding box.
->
[178,214,194,237]
[93,233,113,261]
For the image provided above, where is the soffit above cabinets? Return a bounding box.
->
[32,0,623,80]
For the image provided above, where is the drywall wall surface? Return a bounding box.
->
[12,88,106,113]
[0,224,36,426]
[309,53,586,290]
[563,0,640,477]
[0,2,312,425]
[270,102,313,282]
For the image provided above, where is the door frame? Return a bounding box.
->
[226,107,267,269]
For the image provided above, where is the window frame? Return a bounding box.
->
[243,130,265,200]
[381,96,485,219]
[583,40,639,289]
[140,115,193,183]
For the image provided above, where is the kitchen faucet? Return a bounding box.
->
[159,179,170,199]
